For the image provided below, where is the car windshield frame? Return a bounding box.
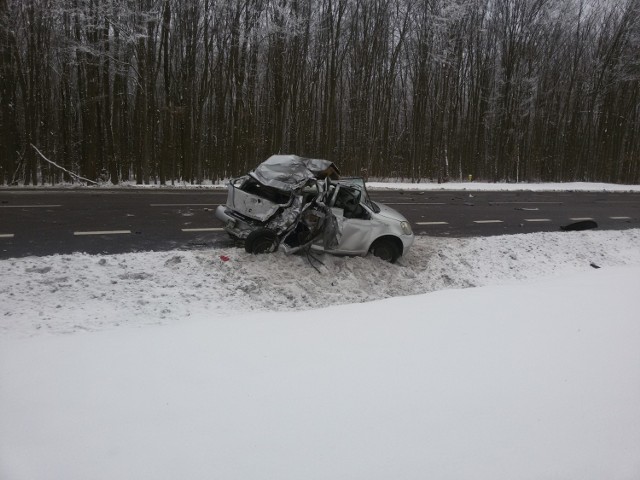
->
[338,177,379,213]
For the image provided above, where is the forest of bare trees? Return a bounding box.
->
[1,0,639,185]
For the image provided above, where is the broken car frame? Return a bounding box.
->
[215,155,414,263]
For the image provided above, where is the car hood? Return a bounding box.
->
[250,155,340,191]
[374,202,408,223]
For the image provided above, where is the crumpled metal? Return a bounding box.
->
[267,195,304,233]
[250,155,340,192]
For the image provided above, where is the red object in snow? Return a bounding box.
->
[219,255,230,262]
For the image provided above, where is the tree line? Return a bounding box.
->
[1,0,639,185]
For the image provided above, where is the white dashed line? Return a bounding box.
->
[610,216,631,220]
[492,201,562,204]
[181,228,224,232]
[569,217,594,221]
[473,220,504,224]
[0,234,14,238]
[0,204,61,208]
[385,203,446,206]
[74,230,131,236]
[150,203,219,207]
[524,219,551,222]
[415,221,449,225]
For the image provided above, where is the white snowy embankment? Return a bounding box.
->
[367,181,640,192]
[1,229,640,479]
[2,230,639,336]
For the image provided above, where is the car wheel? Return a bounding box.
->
[369,238,400,263]
[244,228,279,254]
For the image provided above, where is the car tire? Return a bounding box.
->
[369,238,400,263]
[244,228,279,254]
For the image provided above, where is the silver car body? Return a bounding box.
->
[311,182,414,257]
[215,155,414,259]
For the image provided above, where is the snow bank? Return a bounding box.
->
[1,266,639,479]
[366,181,640,192]
[1,230,639,336]
[1,230,639,479]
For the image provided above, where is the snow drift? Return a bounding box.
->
[1,229,640,480]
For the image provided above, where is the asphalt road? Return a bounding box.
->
[0,188,638,259]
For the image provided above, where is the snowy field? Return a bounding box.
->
[1,226,640,479]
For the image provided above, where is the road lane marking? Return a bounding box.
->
[491,201,562,204]
[0,204,61,208]
[150,203,219,207]
[74,230,131,236]
[415,221,449,225]
[569,217,594,221]
[385,202,446,205]
[473,220,504,224]
[181,228,224,232]
[524,218,551,222]
[610,216,631,220]
[0,234,14,238]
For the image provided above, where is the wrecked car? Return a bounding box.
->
[215,155,414,263]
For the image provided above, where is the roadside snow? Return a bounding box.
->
[366,181,640,192]
[1,230,639,479]
[1,229,639,336]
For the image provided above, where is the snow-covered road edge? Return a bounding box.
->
[2,229,639,337]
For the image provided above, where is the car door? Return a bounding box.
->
[326,185,377,255]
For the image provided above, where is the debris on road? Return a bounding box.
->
[560,220,598,231]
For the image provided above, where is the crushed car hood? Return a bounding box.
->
[250,155,340,191]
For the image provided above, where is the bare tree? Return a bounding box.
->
[1,0,638,185]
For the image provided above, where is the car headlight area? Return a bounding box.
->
[400,221,412,236]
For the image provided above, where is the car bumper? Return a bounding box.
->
[401,233,414,256]
[215,205,253,239]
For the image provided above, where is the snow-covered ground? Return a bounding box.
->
[1,230,639,336]
[366,180,640,192]
[1,228,640,479]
